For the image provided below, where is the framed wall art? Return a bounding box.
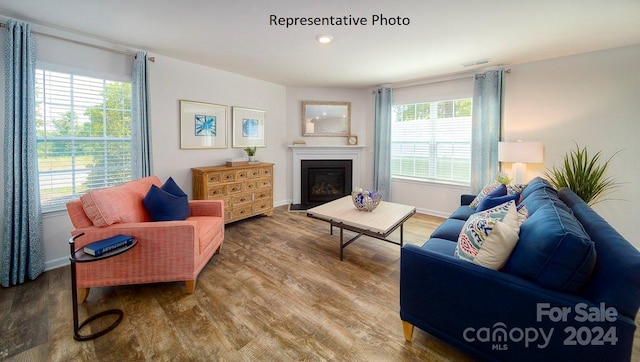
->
[180,100,228,149]
[232,106,266,148]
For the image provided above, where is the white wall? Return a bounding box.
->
[503,44,640,243]
[146,55,287,204]
[284,87,371,201]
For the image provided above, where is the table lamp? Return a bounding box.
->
[498,141,544,184]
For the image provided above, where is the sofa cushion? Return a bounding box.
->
[449,206,477,221]
[455,201,523,270]
[80,176,161,227]
[430,219,466,242]
[520,186,572,216]
[142,177,190,221]
[559,188,640,317]
[503,203,596,293]
[520,177,555,200]
[421,238,458,255]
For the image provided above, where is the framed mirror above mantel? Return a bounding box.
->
[301,100,351,137]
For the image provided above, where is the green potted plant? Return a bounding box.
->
[244,146,257,162]
[544,143,620,205]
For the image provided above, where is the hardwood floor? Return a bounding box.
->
[1,206,639,361]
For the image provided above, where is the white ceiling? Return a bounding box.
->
[0,0,639,88]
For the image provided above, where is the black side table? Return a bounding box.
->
[69,233,137,341]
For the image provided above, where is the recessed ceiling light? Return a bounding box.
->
[316,35,333,44]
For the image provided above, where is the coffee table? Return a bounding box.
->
[307,196,416,260]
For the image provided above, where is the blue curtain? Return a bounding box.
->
[131,51,152,178]
[2,19,44,287]
[470,68,504,193]
[374,87,392,201]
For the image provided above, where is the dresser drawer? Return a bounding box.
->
[221,171,235,183]
[227,182,243,194]
[206,172,221,184]
[248,168,261,178]
[232,205,253,220]
[257,178,272,189]
[243,181,257,192]
[260,167,273,177]
[232,193,253,205]
[235,169,249,181]
[207,186,226,198]
[254,189,271,200]
[252,200,272,214]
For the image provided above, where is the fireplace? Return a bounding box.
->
[296,159,352,209]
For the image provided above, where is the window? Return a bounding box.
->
[391,98,472,185]
[35,68,133,211]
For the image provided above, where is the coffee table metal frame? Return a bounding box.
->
[307,197,416,260]
[69,233,137,341]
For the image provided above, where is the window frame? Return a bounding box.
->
[390,97,473,186]
[35,63,134,212]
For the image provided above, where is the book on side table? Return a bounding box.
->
[84,234,135,257]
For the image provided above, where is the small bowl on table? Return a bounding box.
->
[351,190,382,212]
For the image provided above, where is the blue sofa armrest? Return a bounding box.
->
[400,244,635,361]
[460,194,475,206]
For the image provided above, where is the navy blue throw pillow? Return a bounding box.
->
[476,192,520,212]
[142,178,190,221]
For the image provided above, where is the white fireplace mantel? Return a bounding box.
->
[289,145,365,204]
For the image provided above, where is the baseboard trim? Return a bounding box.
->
[45,256,68,271]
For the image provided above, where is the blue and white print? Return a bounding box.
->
[242,118,259,137]
[195,114,216,136]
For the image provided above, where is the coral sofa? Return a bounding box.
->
[66,176,224,303]
[400,177,640,361]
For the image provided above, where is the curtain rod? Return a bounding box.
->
[0,22,143,59]
[376,68,512,92]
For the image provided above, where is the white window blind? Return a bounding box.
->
[35,68,133,211]
[391,98,472,185]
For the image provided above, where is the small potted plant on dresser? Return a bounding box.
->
[244,146,257,162]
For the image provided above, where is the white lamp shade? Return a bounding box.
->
[498,141,544,163]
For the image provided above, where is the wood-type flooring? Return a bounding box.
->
[1,206,639,361]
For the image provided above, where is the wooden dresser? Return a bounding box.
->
[191,163,274,223]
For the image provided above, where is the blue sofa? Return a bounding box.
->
[400,177,640,361]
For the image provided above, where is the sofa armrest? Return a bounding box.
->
[400,244,636,361]
[460,194,475,206]
[188,199,224,218]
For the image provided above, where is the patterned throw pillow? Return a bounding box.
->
[469,180,502,208]
[455,201,525,270]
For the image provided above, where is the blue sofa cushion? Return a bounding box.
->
[449,206,476,221]
[430,219,466,242]
[520,176,555,200]
[142,177,190,221]
[421,238,458,255]
[559,188,640,317]
[504,203,596,293]
[519,186,572,215]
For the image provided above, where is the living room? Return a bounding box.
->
[1,1,639,360]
